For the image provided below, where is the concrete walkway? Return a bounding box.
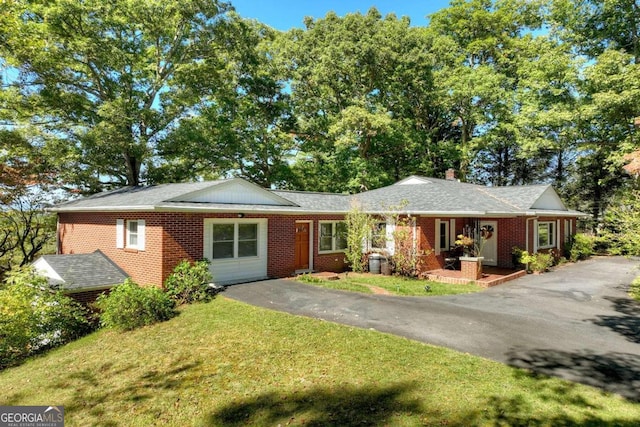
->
[224,257,640,400]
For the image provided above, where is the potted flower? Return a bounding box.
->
[455,234,476,256]
[455,234,484,280]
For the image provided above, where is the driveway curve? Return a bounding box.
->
[224,256,640,400]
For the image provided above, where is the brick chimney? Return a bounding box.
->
[445,168,456,181]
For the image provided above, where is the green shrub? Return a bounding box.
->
[630,276,640,302]
[164,260,215,305]
[600,189,640,256]
[0,268,91,368]
[96,279,176,331]
[511,246,525,268]
[520,251,554,273]
[566,233,596,262]
[344,204,375,273]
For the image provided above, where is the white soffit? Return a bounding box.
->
[166,178,297,206]
[530,186,568,211]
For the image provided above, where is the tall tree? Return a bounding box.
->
[427,0,544,181]
[1,0,233,190]
[153,18,296,188]
[547,0,640,223]
[281,9,448,192]
[550,0,640,62]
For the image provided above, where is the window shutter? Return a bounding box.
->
[386,222,395,255]
[435,219,441,255]
[449,219,456,248]
[116,219,124,248]
[138,219,146,251]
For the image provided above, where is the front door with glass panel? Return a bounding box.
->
[479,220,498,266]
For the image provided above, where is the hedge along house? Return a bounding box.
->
[49,173,585,287]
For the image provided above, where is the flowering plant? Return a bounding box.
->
[455,226,493,257]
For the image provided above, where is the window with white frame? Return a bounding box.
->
[117,219,145,250]
[439,220,449,252]
[319,221,347,252]
[127,220,139,248]
[537,221,556,249]
[212,222,258,259]
[371,222,387,249]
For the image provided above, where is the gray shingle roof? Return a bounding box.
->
[479,185,551,210]
[270,190,351,212]
[49,175,581,216]
[35,250,128,292]
[53,181,223,210]
[354,178,515,214]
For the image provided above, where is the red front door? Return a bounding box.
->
[294,222,310,270]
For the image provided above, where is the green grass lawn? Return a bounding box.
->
[1,298,639,426]
[298,272,483,296]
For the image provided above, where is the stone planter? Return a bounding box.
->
[459,256,484,280]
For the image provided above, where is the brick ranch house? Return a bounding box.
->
[45,173,585,289]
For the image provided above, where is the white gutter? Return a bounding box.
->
[524,210,589,218]
[49,206,587,218]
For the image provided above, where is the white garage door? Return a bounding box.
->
[203,218,268,285]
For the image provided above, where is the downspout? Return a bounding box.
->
[56,214,61,254]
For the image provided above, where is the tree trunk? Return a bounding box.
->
[123,152,140,186]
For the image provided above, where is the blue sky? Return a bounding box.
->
[229,0,453,30]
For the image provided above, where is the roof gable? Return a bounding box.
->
[530,186,567,210]
[166,178,297,206]
[481,185,567,211]
[394,176,434,185]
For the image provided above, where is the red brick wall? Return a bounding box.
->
[59,212,349,286]
[416,217,440,271]
[58,212,164,286]
[493,217,526,268]
[58,211,578,285]
[267,215,348,276]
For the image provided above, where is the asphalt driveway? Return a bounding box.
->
[224,256,640,400]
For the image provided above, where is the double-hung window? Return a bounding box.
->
[116,219,145,251]
[439,221,449,252]
[537,221,556,249]
[319,221,347,252]
[212,223,258,259]
[127,220,139,248]
[435,219,450,255]
[371,222,387,250]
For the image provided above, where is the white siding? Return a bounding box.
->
[396,176,431,185]
[33,258,64,283]
[203,218,268,285]
[531,187,567,210]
